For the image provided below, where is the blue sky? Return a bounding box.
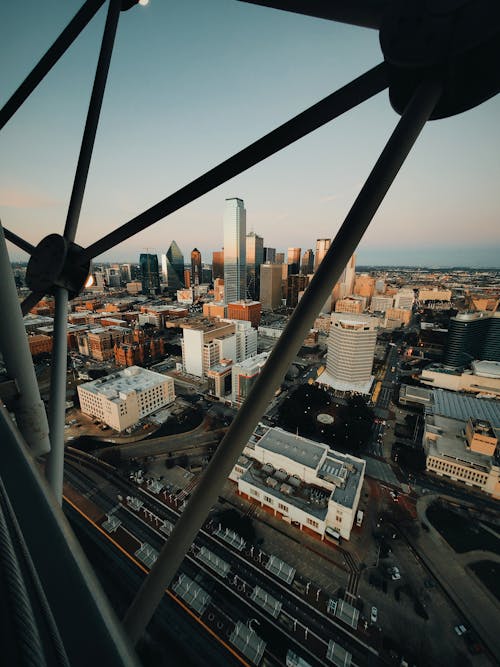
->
[1,0,499,267]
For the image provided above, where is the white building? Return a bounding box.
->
[319,313,379,394]
[226,319,258,362]
[370,295,394,312]
[223,198,246,304]
[77,366,175,431]
[231,352,269,406]
[230,427,365,540]
[394,289,414,309]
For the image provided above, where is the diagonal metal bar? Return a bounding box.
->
[123,78,443,642]
[21,290,46,316]
[2,227,35,255]
[45,287,69,504]
[238,0,390,30]
[0,0,106,131]
[64,0,122,242]
[0,223,50,456]
[0,404,140,666]
[79,62,388,263]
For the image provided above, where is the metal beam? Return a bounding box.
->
[2,228,35,255]
[64,0,122,242]
[123,78,442,642]
[79,63,388,262]
[0,0,105,131]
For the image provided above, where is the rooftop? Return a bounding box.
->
[78,366,170,401]
[425,414,496,471]
[430,389,500,431]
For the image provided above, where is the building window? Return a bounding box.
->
[277,503,288,513]
[306,518,319,529]
[263,495,273,504]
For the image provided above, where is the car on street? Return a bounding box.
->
[371,606,378,623]
[388,566,401,580]
[454,625,467,636]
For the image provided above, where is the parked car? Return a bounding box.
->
[370,606,378,623]
[454,625,467,636]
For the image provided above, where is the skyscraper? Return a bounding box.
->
[246,232,264,300]
[287,247,301,275]
[314,238,331,271]
[263,247,276,263]
[332,253,356,303]
[444,312,500,367]
[212,250,224,280]
[139,253,160,295]
[191,248,202,286]
[300,249,314,275]
[161,241,184,289]
[260,263,282,311]
[223,198,246,304]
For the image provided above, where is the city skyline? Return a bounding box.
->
[1,1,499,268]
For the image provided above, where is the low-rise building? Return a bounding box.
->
[28,334,53,356]
[207,359,233,399]
[231,353,269,406]
[230,427,365,540]
[77,366,175,431]
[420,361,500,398]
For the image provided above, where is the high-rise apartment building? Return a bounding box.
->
[263,247,276,263]
[287,247,301,275]
[120,264,132,284]
[223,198,246,304]
[300,249,314,275]
[161,241,184,289]
[314,238,331,271]
[191,248,202,286]
[323,314,379,393]
[246,232,264,300]
[139,253,160,295]
[260,263,283,311]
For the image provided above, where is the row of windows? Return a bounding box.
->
[429,458,487,483]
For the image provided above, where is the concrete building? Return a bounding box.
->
[230,427,365,541]
[203,302,227,319]
[370,295,394,312]
[246,232,264,300]
[423,403,500,500]
[231,352,269,406]
[287,247,301,275]
[300,249,314,275]
[420,361,500,398]
[260,263,282,311]
[229,320,258,362]
[353,274,375,300]
[321,314,378,394]
[286,274,307,308]
[126,281,142,294]
[335,296,365,314]
[263,247,276,263]
[28,334,53,356]
[207,360,233,399]
[227,300,262,328]
[314,239,330,271]
[223,198,246,304]
[78,366,175,431]
[212,250,224,280]
[418,288,452,303]
[332,254,356,304]
[79,326,133,361]
[394,288,414,309]
[386,307,412,326]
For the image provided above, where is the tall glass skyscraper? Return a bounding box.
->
[161,240,184,289]
[314,238,331,271]
[246,231,264,300]
[223,198,246,304]
[139,253,160,294]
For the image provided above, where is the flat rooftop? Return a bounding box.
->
[426,414,494,471]
[78,365,170,401]
[430,389,500,431]
[257,427,327,470]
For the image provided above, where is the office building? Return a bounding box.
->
[28,334,53,356]
[321,314,378,393]
[353,273,375,300]
[246,232,264,300]
[203,302,227,319]
[162,241,184,289]
[191,248,202,286]
[420,361,500,398]
[139,253,160,295]
[260,263,283,311]
[332,254,356,305]
[183,268,191,288]
[223,198,246,304]
[263,247,276,263]
[386,307,411,326]
[212,250,224,280]
[287,247,301,275]
[230,427,365,540]
[207,360,233,400]
[181,320,237,378]
[314,239,331,271]
[78,326,133,361]
[231,352,269,406]
[418,288,452,303]
[227,300,262,328]
[370,295,394,312]
[78,366,175,432]
[214,278,224,302]
[275,252,285,264]
[335,296,365,314]
[286,274,307,308]
[300,249,314,275]
[120,264,132,284]
[444,312,500,368]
